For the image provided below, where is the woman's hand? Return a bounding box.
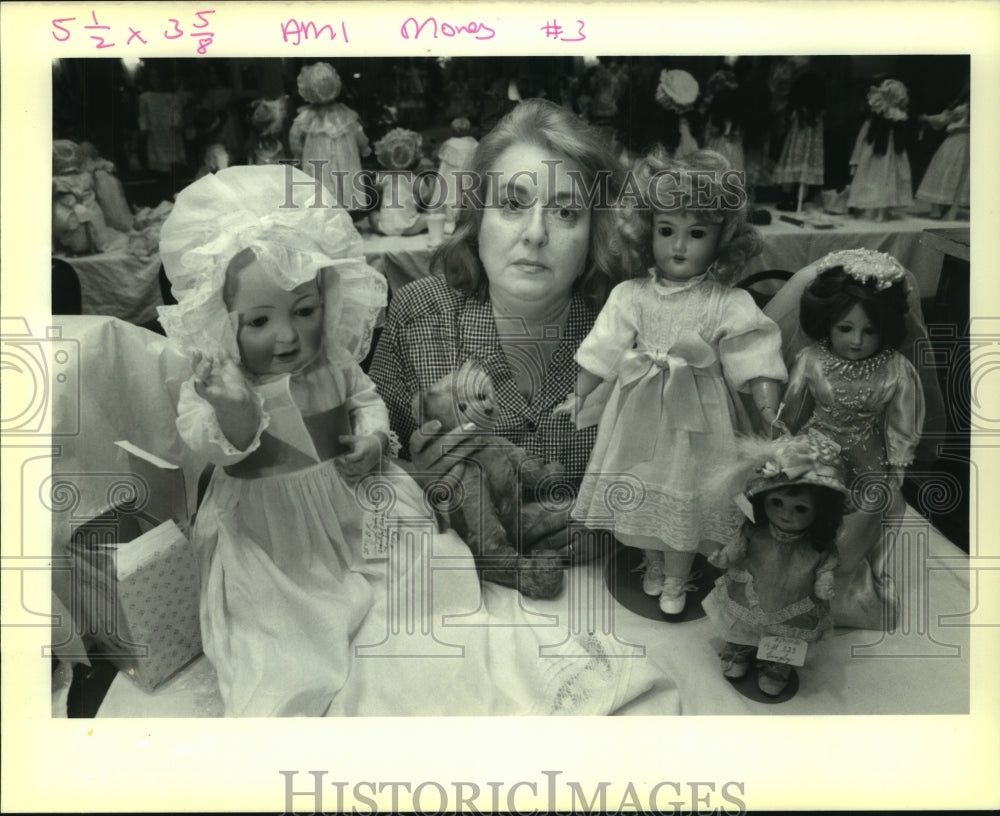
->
[336,433,386,479]
[407,419,485,487]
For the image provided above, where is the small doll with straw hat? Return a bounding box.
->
[289,62,371,209]
[847,78,914,221]
[368,127,429,237]
[703,429,849,697]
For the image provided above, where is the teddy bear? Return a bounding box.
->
[413,360,568,599]
[245,95,290,166]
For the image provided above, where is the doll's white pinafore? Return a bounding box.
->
[178,351,402,716]
[572,273,787,552]
[180,350,664,716]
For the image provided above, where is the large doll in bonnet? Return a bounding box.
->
[157,164,401,715]
[288,62,371,208]
[156,165,663,716]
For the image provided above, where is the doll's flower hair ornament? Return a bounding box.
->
[297,62,342,105]
[745,429,850,499]
[157,164,386,366]
[374,128,422,170]
[866,78,909,122]
[814,248,906,291]
[655,69,700,113]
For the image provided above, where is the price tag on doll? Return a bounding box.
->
[361,510,397,559]
[757,635,808,667]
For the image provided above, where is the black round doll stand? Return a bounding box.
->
[604,543,722,623]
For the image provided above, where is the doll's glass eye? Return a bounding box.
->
[657,225,673,237]
[296,306,316,318]
[246,315,268,328]
[794,504,811,514]
[691,228,706,238]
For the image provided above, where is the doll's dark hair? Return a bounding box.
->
[799,266,910,351]
[619,147,762,285]
[751,483,844,553]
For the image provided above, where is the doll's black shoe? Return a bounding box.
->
[757,660,793,696]
[720,643,755,679]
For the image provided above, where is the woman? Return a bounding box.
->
[369,98,630,560]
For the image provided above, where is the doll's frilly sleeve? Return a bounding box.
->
[157,164,387,367]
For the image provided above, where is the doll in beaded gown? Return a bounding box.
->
[780,249,925,630]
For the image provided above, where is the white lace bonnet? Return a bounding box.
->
[157,164,386,365]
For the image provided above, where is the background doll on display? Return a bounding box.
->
[652,69,702,159]
[916,80,970,220]
[368,128,429,237]
[847,78,914,221]
[772,62,826,213]
[289,62,371,209]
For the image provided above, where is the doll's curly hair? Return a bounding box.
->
[799,266,910,351]
[619,147,762,285]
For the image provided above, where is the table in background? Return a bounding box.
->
[360,208,965,300]
[55,249,163,326]
[746,206,960,297]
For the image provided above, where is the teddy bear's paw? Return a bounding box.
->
[517,553,566,599]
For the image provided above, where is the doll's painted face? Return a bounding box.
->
[230,258,323,376]
[652,211,722,283]
[763,487,817,534]
[830,303,880,361]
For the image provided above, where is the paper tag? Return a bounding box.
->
[360,510,396,559]
[756,635,808,667]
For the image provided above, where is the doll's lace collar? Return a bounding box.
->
[649,269,708,295]
[768,523,808,544]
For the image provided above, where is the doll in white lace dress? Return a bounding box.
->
[703,430,848,697]
[559,149,787,617]
[780,249,925,630]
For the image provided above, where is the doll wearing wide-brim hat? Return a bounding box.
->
[702,429,850,696]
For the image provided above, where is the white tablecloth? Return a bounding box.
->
[96,504,969,717]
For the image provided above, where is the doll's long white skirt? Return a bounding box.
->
[194,459,667,716]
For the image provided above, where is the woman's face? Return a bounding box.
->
[477,143,591,310]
